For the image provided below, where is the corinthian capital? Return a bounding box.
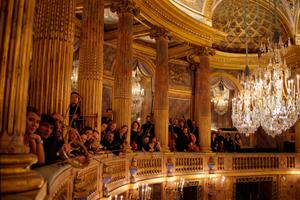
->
[187,46,215,65]
[193,46,215,57]
[111,0,140,16]
[149,26,172,40]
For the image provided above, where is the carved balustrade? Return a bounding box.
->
[35,152,300,199]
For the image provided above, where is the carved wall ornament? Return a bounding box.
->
[111,0,140,16]
[169,65,191,87]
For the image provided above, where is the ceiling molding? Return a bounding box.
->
[135,0,226,47]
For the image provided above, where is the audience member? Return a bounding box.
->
[176,127,190,152]
[211,131,218,152]
[44,113,65,164]
[141,137,151,152]
[234,133,243,152]
[188,134,200,152]
[216,128,224,152]
[224,133,234,152]
[149,137,161,152]
[38,114,55,140]
[141,115,155,139]
[25,107,45,165]
[101,108,113,124]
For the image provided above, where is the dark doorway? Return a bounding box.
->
[181,186,198,200]
[236,181,273,200]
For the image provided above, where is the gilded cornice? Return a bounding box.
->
[210,50,259,70]
[135,0,226,47]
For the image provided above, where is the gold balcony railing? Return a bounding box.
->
[34,152,300,200]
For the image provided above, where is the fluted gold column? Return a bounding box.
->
[78,0,104,131]
[151,27,170,152]
[0,0,44,193]
[111,0,139,144]
[29,0,75,115]
[295,121,300,153]
[189,47,215,152]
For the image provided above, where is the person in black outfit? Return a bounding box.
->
[216,128,224,152]
[101,132,120,155]
[69,92,81,130]
[43,113,65,165]
[141,115,155,139]
[223,133,234,152]
[175,127,190,152]
[101,108,113,124]
[211,131,218,152]
[191,120,199,146]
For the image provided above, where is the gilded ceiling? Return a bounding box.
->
[212,0,289,53]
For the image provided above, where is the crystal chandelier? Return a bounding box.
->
[232,0,300,136]
[231,0,261,135]
[131,66,145,120]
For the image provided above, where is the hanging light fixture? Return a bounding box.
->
[131,63,145,121]
[231,0,261,135]
[232,0,300,136]
[255,0,299,136]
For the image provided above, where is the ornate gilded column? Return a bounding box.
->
[295,121,300,153]
[78,0,104,131]
[150,27,170,152]
[0,0,44,194]
[189,47,215,152]
[29,0,75,115]
[111,0,139,143]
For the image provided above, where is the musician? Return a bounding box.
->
[69,92,81,130]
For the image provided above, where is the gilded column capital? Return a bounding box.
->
[150,26,172,40]
[187,46,215,65]
[193,46,215,57]
[111,0,140,16]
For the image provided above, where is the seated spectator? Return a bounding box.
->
[224,133,234,152]
[141,115,155,139]
[43,113,65,164]
[81,134,88,144]
[37,114,55,140]
[131,121,141,151]
[216,128,224,152]
[188,134,200,152]
[234,133,243,152]
[175,127,190,152]
[211,131,218,152]
[149,137,161,152]
[100,121,108,141]
[101,108,113,124]
[106,121,117,135]
[114,125,128,144]
[141,136,151,152]
[101,132,120,155]
[25,107,45,165]
[191,120,199,146]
